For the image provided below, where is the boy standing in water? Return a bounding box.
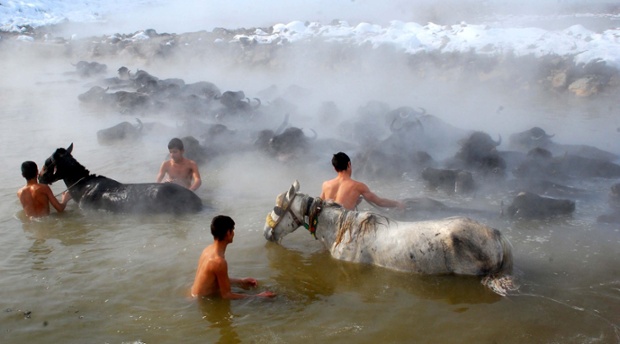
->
[156,138,202,191]
[191,215,276,299]
[17,161,71,217]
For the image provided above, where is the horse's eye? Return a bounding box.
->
[273,206,284,216]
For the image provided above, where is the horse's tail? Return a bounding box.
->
[482,233,517,296]
[497,233,514,276]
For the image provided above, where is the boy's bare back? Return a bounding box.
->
[321,177,365,210]
[18,184,57,217]
[190,244,222,297]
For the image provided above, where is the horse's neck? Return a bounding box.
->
[316,205,386,247]
[294,195,375,244]
[315,204,349,243]
[61,160,90,187]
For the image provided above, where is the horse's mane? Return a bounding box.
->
[334,208,390,246]
[57,149,90,173]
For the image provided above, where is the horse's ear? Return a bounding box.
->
[286,181,298,200]
[66,143,74,154]
[292,180,300,192]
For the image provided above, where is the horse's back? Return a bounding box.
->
[96,182,203,214]
[144,183,203,214]
[351,215,510,276]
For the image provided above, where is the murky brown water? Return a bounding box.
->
[0,34,618,344]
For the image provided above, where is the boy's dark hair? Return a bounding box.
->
[211,215,235,241]
[332,152,350,172]
[168,138,184,151]
[21,161,38,180]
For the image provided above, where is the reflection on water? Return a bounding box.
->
[197,298,241,344]
[266,242,503,306]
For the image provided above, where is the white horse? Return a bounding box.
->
[264,180,516,295]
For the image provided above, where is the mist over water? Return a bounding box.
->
[1,1,620,343]
[47,0,620,37]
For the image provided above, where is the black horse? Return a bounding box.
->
[38,143,203,214]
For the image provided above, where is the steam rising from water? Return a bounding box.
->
[1,3,619,341]
[2,0,619,198]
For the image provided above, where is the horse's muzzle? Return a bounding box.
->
[263,225,275,242]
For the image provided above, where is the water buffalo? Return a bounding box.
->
[348,107,439,179]
[508,127,555,152]
[266,127,317,161]
[383,115,425,152]
[609,183,620,208]
[385,106,427,127]
[136,78,184,98]
[509,126,618,161]
[78,86,153,114]
[180,81,221,100]
[355,148,434,180]
[214,90,261,119]
[452,131,506,178]
[512,147,561,180]
[199,123,258,156]
[131,69,159,89]
[505,191,575,219]
[78,86,111,103]
[597,183,620,223]
[99,66,134,89]
[421,167,475,194]
[336,100,391,146]
[73,61,107,78]
[504,178,590,199]
[97,119,143,145]
[514,148,620,180]
[180,136,214,166]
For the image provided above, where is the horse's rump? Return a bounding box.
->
[78,177,202,214]
[40,144,203,215]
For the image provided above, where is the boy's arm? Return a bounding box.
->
[359,183,404,209]
[215,259,249,300]
[189,161,202,191]
[230,277,258,289]
[44,186,67,213]
[155,161,168,183]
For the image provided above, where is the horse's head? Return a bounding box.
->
[264,180,305,242]
[38,143,74,185]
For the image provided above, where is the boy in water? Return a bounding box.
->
[17,161,71,217]
[321,152,405,211]
[191,215,276,299]
[156,138,202,191]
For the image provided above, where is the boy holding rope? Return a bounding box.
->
[17,161,71,217]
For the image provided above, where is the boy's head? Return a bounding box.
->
[21,161,38,180]
[168,138,185,162]
[211,215,235,241]
[168,138,184,151]
[331,152,350,172]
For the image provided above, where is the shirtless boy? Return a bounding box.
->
[191,215,276,299]
[320,152,405,211]
[17,161,71,218]
[156,138,202,191]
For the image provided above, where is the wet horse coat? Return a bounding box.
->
[38,144,202,214]
[264,181,513,279]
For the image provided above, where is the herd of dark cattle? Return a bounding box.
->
[75,60,620,224]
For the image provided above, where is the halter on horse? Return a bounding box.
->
[39,143,203,214]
